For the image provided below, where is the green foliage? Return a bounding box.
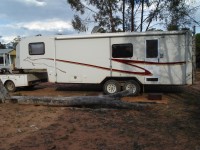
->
[167,25,179,31]
[67,0,85,14]
[67,0,196,33]
[72,15,87,32]
[0,42,6,49]
[67,0,122,32]
[164,0,193,31]
[92,0,121,32]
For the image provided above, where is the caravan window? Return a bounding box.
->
[112,43,133,58]
[0,56,3,64]
[29,42,45,55]
[146,40,158,58]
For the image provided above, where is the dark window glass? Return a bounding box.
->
[112,43,133,58]
[29,42,45,55]
[146,40,158,58]
[0,56,3,64]
[146,78,158,81]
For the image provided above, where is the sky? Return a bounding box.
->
[0,0,75,43]
[0,0,200,44]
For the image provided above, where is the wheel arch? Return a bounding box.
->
[4,79,14,85]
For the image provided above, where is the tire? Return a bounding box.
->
[4,80,16,92]
[123,80,140,96]
[103,80,121,94]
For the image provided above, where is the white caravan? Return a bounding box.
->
[15,31,194,95]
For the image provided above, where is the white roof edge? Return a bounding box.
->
[55,31,191,40]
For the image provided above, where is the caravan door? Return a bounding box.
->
[144,39,160,84]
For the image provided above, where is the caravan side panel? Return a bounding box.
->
[55,38,111,83]
[16,36,56,82]
[110,32,192,85]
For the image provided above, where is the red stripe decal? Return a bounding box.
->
[45,58,151,76]
[112,59,186,65]
[56,59,151,75]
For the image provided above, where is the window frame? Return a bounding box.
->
[29,42,45,55]
[112,43,133,58]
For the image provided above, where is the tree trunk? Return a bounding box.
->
[131,0,135,32]
[123,0,125,32]
[145,0,161,31]
[108,1,115,32]
[0,79,11,103]
[1,80,148,110]
[10,95,147,110]
[140,0,144,32]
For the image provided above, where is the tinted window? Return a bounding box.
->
[112,43,133,58]
[146,40,158,58]
[0,56,3,64]
[29,42,45,55]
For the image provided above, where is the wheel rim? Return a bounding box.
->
[125,83,137,94]
[6,82,15,91]
[106,83,117,94]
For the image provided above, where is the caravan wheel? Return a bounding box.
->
[4,80,16,92]
[123,80,140,96]
[103,80,120,94]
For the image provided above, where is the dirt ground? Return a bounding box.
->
[0,71,200,150]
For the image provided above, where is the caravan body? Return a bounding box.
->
[16,31,194,94]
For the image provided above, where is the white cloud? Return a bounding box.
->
[3,19,73,32]
[0,36,16,44]
[16,0,46,7]
[0,19,74,44]
[21,19,72,31]
[0,0,75,44]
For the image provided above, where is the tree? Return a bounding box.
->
[67,0,122,32]
[162,0,195,31]
[122,0,125,32]
[72,15,87,32]
[0,36,6,49]
[4,36,21,49]
[122,0,141,32]
[145,0,162,31]
[140,0,150,32]
[67,0,197,33]
[0,42,6,49]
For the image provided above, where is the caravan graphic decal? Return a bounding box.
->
[54,58,152,76]
[111,59,186,65]
[24,57,186,76]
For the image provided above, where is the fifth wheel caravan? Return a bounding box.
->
[15,31,194,95]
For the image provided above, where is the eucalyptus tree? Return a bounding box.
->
[67,0,197,33]
[122,0,140,32]
[145,0,163,31]
[160,0,196,31]
[123,0,150,32]
[140,0,150,31]
[67,0,122,32]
